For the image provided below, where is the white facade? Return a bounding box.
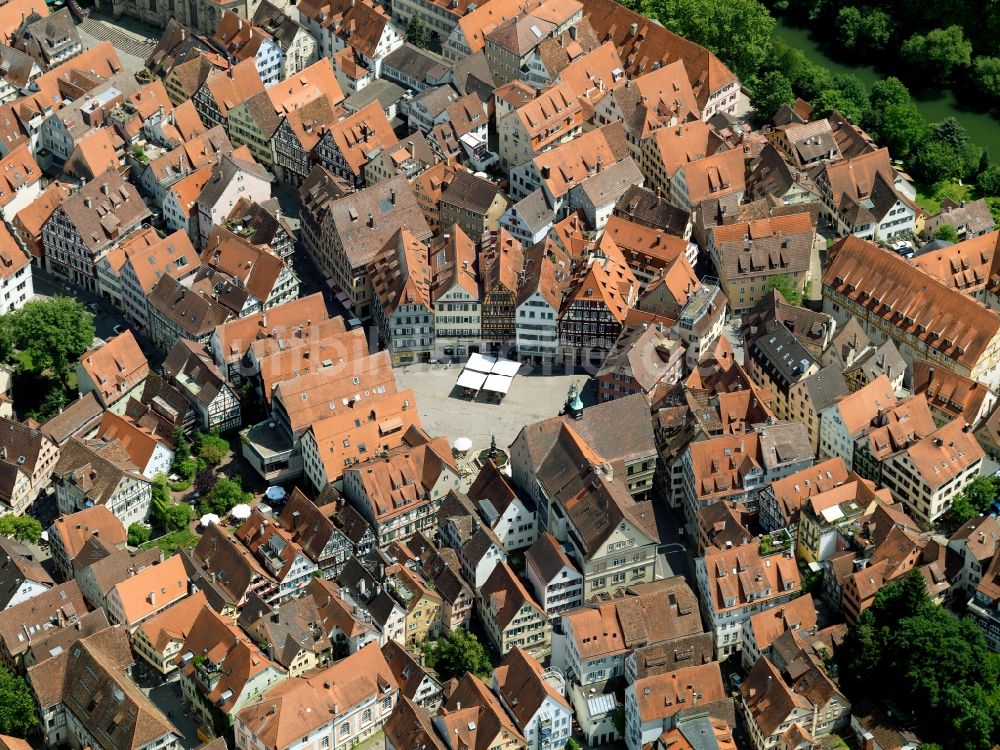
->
[516,292,559,360]
[0,261,33,316]
[525,555,583,618]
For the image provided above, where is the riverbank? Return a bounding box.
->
[774,18,1000,157]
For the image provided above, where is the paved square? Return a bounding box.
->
[395,364,594,455]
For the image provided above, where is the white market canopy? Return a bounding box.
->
[465,352,497,373]
[483,373,514,394]
[490,358,521,377]
[454,437,473,452]
[230,504,252,520]
[456,369,488,391]
[200,513,220,527]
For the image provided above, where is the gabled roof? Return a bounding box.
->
[235,642,395,749]
[202,58,265,118]
[179,605,282,713]
[631,661,726,723]
[481,560,544,630]
[49,505,125,561]
[493,646,570,727]
[77,330,149,408]
[108,554,188,627]
[369,228,433,316]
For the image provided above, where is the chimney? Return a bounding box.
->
[368,213,375,228]
[84,197,92,209]
[101,183,110,196]
[390,188,396,205]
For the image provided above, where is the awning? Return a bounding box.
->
[483,373,513,394]
[490,358,521,377]
[466,352,497,373]
[456,369,487,391]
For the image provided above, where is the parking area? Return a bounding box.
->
[395,364,595,455]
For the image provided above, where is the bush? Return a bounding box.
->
[194,431,230,466]
[128,523,152,546]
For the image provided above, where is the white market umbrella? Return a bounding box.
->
[265,486,287,502]
[454,437,473,452]
[230,504,252,521]
[200,513,220,527]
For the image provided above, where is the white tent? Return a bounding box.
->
[483,373,514,394]
[200,513,220,527]
[456,369,487,391]
[466,352,497,373]
[231,504,252,521]
[490,358,521,377]
[454,437,473,452]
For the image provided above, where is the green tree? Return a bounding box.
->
[0,515,42,544]
[935,224,959,242]
[901,26,973,83]
[836,6,863,49]
[911,139,963,184]
[8,297,94,385]
[974,56,1000,106]
[200,476,251,516]
[0,666,37,737]
[566,740,582,750]
[951,476,997,522]
[194,431,230,466]
[36,386,67,421]
[811,87,862,123]
[979,165,1000,196]
[877,101,928,160]
[405,16,430,48]
[751,71,794,123]
[128,523,151,546]
[842,570,1000,749]
[869,77,911,111]
[422,629,492,680]
[640,0,775,81]
[859,8,892,52]
[764,274,802,305]
[163,502,193,531]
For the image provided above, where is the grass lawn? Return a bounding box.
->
[12,351,32,371]
[141,528,199,554]
[915,180,973,213]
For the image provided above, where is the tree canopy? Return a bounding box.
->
[750,71,794,123]
[194,431,230,466]
[841,571,1000,749]
[641,0,775,81]
[901,25,973,84]
[422,629,492,680]
[128,523,151,547]
[200,477,252,516]
[951,476,998,522]
[7,297,94,384]
[0,667,37,737]
[0,515,42,544]
[405,16,431,48]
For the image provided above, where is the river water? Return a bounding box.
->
[775,19,1000,157]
